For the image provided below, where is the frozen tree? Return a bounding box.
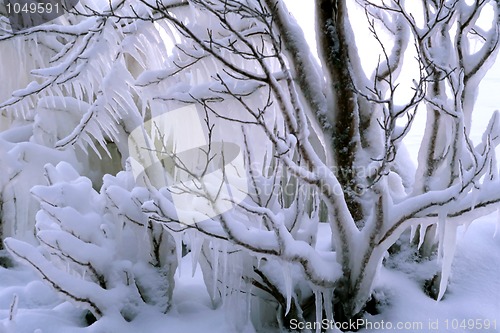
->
[1,0,500,331]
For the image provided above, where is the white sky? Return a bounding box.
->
[285,1,500,162]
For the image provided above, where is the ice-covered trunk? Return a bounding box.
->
[334,249,385,323]
[332,192,387,322]
[316,0,364,226]
[314,0,381,321]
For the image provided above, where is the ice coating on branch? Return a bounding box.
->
[281,261,292,315]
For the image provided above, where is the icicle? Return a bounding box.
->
[281,261,292,316]
[323,289,333,322]
[189,230,203,277]
[141,218,149,242]
[314,289,323,333]
[410,224,417,243]
[436,211,446,263]
[256,254,263,269]
[221,242,229,305]
[211,241,220,301]
[417,224,427,250]
[470,186,479,211]
[437,221,458,301]
[461,216,474,235]
[224,251,246,331]
[171,232,183,278]
[245,279,252,324]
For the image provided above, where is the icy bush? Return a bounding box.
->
[4,162,177,321]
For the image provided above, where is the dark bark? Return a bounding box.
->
[316,0,364,224]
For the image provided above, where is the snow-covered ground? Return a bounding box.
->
[0,252,239,333]
[0,213,499,332]
[365,215,500,333]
